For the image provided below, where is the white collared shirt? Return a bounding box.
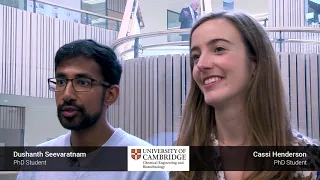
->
[189,6,196,23]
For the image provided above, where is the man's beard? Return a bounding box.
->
[57,100,104,131]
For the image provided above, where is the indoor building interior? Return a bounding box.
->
[0,0,319,179]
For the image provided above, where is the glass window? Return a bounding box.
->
[81,0,107,28]
[223,0,234,11]
[26,0,81,23]
[167,10,181,42]
[306,0,320,25]
[167,9,180,29]
[0,0,25,9]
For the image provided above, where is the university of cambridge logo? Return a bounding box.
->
[131,149,142,160]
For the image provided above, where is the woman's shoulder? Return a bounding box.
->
[291,130,319,179]
[291,130,319,146]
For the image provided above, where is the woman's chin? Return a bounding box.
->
[204,95,224,108]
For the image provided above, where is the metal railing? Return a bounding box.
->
[32,0,122,31]
[0,0,122,31]
[111,27,320,58]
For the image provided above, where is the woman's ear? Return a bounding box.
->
[251,61,257,78]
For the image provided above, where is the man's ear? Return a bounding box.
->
[104,85,119,107]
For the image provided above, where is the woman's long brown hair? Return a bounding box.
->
[171,11,294,180]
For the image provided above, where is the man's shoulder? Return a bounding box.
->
[115,129,152,146]
[102,171,169,180]
[37,132,69,147]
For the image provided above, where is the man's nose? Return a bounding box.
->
[61,81,77,102]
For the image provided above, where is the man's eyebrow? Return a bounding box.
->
[55,73,94,79]
[75,73,94,79]
[55,73,66,78]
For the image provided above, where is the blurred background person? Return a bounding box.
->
[179,0,199,41]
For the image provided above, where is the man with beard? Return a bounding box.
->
[17,39,169,180]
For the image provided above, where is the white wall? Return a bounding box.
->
[140,0,196,33]
[138,0,193,52]
[0,94,68,146]
[139,0,172,46]
[233,0,268,14]
[211,0,223,10]
[210,0,268,15]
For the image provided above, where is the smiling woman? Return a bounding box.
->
[171,11,319,180]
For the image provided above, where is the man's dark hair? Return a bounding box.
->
[54,39,122,85]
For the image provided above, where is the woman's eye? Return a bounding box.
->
[191,54,200,60]
[214,47,225,53]
[191,54,200,63]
